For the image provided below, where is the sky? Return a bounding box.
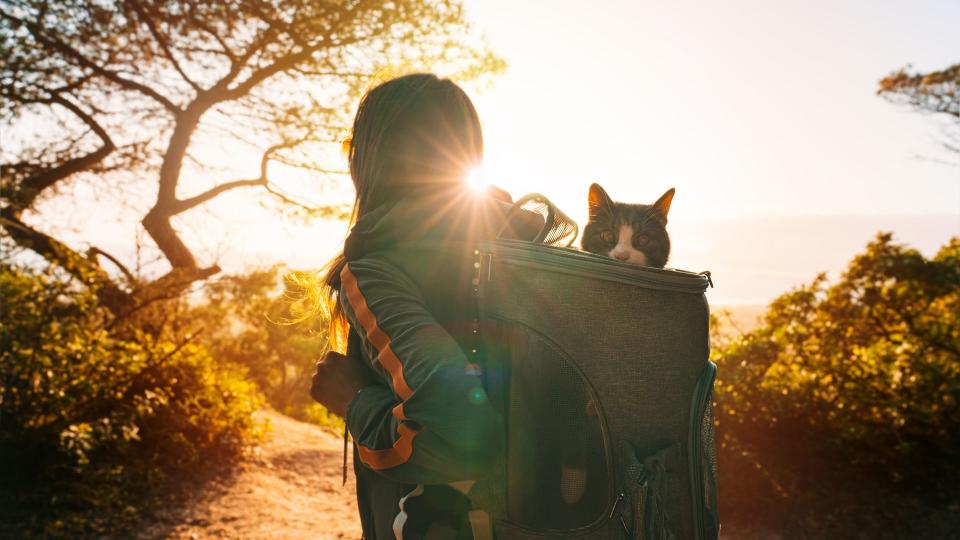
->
[464,0,959,220]
[27,0,960,306]
[456,0,960,302]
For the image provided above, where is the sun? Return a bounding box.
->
[465,166,490,192]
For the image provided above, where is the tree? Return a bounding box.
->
[182,266,330,423]
[1,0,503,317]
[0,259,266,538]
[714,234,960,461]
[711,234,960,538]
[878,63,960,156]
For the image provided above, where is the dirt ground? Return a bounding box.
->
[136,410,361,540]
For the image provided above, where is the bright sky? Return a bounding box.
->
[38,0,960,306]
[456,0,960,303]
[465,0,960,221]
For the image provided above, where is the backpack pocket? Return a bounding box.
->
[508,333,612,530]
[616,442,677,540]
[490,321,613,532]
[689,363,720,540]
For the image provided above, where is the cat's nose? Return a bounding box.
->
[611,250,630,261]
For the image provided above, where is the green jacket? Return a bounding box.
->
[340,189,513,538]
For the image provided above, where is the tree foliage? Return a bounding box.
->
[878,63,960,155]
[0,0,503,316]
[0,263,264,470]
[878,63,960,120]
[180,266,340,429]
[714,233,960,463]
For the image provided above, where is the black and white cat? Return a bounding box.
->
[581,183,674,268]
[556,183,677,509]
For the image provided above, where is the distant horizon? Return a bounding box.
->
[24,206,953,307]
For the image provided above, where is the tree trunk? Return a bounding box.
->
[1,209,133,314]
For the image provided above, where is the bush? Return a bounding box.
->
[182,267,343,431]
[709,234,960,537]
[714,233,960,463]
[0,263,263,537]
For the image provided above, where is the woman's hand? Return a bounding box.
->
[310,350,378,418]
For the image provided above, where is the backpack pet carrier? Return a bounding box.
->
[474,195,719,540]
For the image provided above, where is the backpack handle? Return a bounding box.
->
[496,193,579,247]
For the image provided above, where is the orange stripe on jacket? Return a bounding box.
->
[392,402,407,421]
[341,265,415,400]
[357,423,420,470]
[341,264,420,469]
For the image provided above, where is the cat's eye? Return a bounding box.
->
[634,234,649,247]
[600,230,615,244]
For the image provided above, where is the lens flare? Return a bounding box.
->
[466,166,489,192]
[467,386,487,405]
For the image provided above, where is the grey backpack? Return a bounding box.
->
[474,195,719,540]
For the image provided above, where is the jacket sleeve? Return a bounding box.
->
[340,257,503,485]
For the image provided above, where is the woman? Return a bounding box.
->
[310,73,513,539]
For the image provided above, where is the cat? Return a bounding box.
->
[556,183,676,510]
[581,182,675,268]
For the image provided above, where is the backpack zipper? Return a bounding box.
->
[480,241,710,294]
[699,270,714,288]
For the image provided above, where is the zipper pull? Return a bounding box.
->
[699,270,714,288]
[608,490,625,519]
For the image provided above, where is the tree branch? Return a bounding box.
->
[263,183,345,216]
[270,154,348,176]
[0,10,182,115]
[291,67,372,78]
[173,177,266,213]
[221,46,321,102]
[170,138,305,214]
[87,246,137,284]
[10,94,115,210]
[878,64,960,120]
[187,18,237,63]
[126,0,203,93]
[207,26,279,94]
[135,265,221,308]
[0,211,133,314]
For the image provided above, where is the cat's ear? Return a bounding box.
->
[588,183,614,218]
[652,188,675,223]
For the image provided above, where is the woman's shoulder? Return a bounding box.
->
[350,193,512,251]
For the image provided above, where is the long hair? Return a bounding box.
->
[293,74,484,351]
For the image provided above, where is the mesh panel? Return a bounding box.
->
[701,395,720,532]
[498,194,579,247]
[506,330,609,530]
[702,400,717,490]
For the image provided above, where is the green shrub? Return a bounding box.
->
[0,264,263,470]
[713,234,960,463]
[181,267,338,429]
[0,263,264,537]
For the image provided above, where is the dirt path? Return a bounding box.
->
[138,410,361,539]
